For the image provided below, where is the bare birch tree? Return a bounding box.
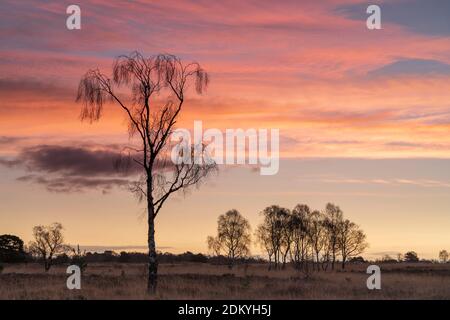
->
[256,205,289,269]
[76,52,216,294]
[207,209,251,267]
[338,219,368,269]
[255,223,275,270]
[323,203,343,270]
[308,210,326,271]
[290,204,311,270]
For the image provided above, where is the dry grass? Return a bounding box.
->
[0,262,449,300]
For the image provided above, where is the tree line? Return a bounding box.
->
[207,204,450,271]
[208,203,369,271]
[1,212,448,274]
[0,224,264,273]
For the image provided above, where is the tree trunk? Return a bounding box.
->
[282,248,289,269]
[316,252,320,271]
[331,250,336,270]
[44,260,50,272]
[228,253,233,269]
[147,193,158,295]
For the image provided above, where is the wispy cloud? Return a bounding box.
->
[1,0,450,159]
[320,177,450,188]
[368,58,450,77]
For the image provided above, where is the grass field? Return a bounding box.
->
[1,262,449,299]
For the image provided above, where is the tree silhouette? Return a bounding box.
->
[255,223,275,270]
[76,52,216,294]
[404,251,419,263]
[323,203,343,270]
[337,219,368,269]
[255,202,368,272]
[0,234,26,263]
[279,210,294,269]
[308,211,327,271]
[28,223,67,271]
[207,209,251,268]
[439,250,448,263]
[256,205,290,269]
[290,204,311,271]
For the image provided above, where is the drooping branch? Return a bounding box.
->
[76,52,216,218]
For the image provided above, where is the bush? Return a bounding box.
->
[0,234,27,263]
[349,256,366,263]
[404,251,419,263]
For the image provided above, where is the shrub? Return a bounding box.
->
[404,251,419,263]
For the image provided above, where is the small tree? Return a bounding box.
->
[290,204,311,271]
[256,205,290,270]
[255,224,274,270]
[207,209,251,267]
[323,203,343,270]
[439,250,449,263]
[338,219,368,269]
[29,223,68,271]
[404,251,419,263]
[308,210,326,271]
[278,209,293,269]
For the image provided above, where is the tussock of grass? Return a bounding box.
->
[0,262,449,299]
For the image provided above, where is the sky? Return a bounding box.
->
[0,0,449,260]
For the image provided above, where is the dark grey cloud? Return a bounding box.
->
[368,58,450,77]
[0,144,142,193]
[337,0,450,36]
[18,145,141,176]
[17,174,130,193]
